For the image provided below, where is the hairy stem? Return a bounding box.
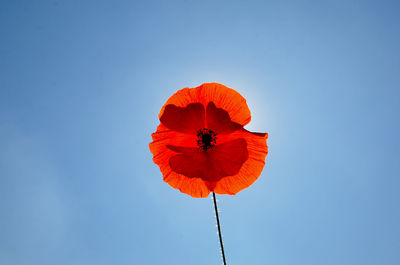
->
[213,192,227,265]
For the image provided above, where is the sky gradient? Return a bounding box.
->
[1,1,399,264]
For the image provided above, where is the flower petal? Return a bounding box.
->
[159,83,251,126]
[167,138,248,183]
[149,125,268,197]
[213,129,268,195]
[206,102,242,134]
[149,123,211,198]
[160,103,205,134]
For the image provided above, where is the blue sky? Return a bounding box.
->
[1,0,399,264]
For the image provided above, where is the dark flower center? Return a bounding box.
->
[197,128,217,150]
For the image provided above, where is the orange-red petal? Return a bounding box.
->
[159,83,251,126]
[149,123,211,198]
[206,102,242,134]
[160,103,205,134]
[149,124,268,197]
[167,138,248,182]
[212,129,268,195]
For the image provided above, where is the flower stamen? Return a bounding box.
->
[197,128,217,150]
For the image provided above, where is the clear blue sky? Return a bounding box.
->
[1,0,399,264]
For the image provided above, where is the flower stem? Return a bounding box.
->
[212,192,227,265]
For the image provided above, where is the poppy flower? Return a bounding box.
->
[149,83,268,198]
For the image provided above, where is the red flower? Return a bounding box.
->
[149,83,268,198]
